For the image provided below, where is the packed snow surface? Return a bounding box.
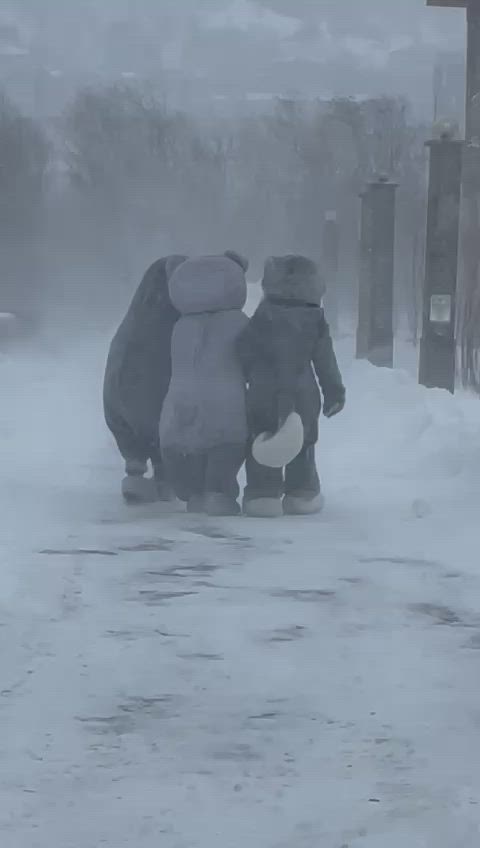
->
[1,314,480,847]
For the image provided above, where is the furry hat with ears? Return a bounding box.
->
[262,254,325,306]
[167,253,247,315]
[224,250,249,273]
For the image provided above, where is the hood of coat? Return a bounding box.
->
[167,253,247,315]
[254,297,325,335]
[262,254,325,307]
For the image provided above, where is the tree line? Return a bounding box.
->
[1,84,429,350]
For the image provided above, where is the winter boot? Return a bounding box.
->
[283,492,325,516]
[154,477,176,502]
[121,475,159,505]
[204,493,241,517]
[243,497,283,518]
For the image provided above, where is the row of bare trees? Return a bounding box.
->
[51,86,430,332]
[0,83,429,350]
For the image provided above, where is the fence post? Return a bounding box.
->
[419,133,462,393]
[356,175,397,367]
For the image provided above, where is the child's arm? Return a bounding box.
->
[312,313,346,418]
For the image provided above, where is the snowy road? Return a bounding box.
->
[1,336,480,847]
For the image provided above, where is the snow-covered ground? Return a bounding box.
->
[2,312,480,847]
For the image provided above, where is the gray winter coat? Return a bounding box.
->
[159,254,249,454]
[237,297,345,444]
[103,255,185,459]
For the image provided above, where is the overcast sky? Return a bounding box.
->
[1,0,467,115]
[3,0,466,48]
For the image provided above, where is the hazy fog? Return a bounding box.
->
[0,0,467,337]
[1,0,465,114]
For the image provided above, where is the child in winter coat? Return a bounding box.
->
[103,254,186,503]
[160,251,249,516]
[237,254,345,518]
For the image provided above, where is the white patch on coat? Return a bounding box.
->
[252,412,304,468]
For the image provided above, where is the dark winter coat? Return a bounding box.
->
[237,296,345,445]
[159,253,249,454]
[103,255,186,462]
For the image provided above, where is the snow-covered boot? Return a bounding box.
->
[154,477,176,502]
[243,497,283,518]
[121,475,159,504]
[283,492,325,516]
[205,493,241,517]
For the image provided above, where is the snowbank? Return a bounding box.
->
[1,333,480,847]
[328,355,480,486]
[2,325,480,530]
[0,327,479,592]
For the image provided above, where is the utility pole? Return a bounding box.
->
[462,0,480,385]
[356,176,397,368]
[322,210,339,334]
[419,131,462,393]
[427,0,480,387]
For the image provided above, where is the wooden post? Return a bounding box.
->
[466,0,480,141]
[461,0,480,386]
[356,176,397,368]
[427,1,480,388]
[419,134,462,393]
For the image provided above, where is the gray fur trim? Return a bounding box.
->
[224,250,249,273]
[262,254,325,305]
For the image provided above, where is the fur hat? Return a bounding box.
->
[262,255,325,306]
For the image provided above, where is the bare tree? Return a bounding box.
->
[46,84,428,333]
[60,84,230,312]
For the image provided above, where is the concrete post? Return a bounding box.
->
[427,0,480,392]
[419,135,462,393]
[466,0,480,142]
[322,210,339,333]
[356,176,397,367]
[459,0,480,385]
